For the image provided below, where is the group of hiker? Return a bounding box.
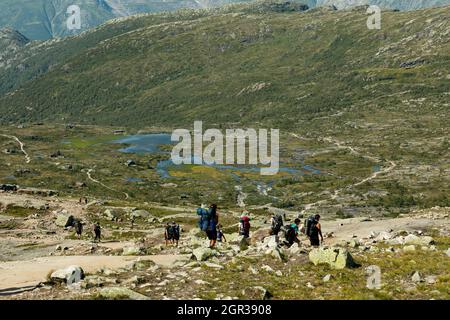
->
[164,221,181,247]
[189,204,324,248]
[271,214,324,247]
[65,216,102,242]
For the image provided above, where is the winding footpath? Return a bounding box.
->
[290,133,397,211]
[0,134,31,164]
[86,169,129,199]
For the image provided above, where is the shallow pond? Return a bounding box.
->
[112,134,321,179]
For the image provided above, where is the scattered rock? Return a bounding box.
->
[289,243,301,255]
[261,265,274,273]
[248,266,259,275]
[122,246,142,256]
[403,245,416,252]
[242,286,272,300]
[81,275,117,289]
[425,276,437,284]
[348,239,360,248]
[130,210,151,219]
[126,160,137,167]
[323,274,332,282]
[375,231,393,242]
[55,213,73,227]
[266,246,287,262]
[50,266,85,286]
[309,247,359,269]
[411,271,422,283]
[98,287,150,300]
[192,247,214,261]
[158,280,169,286]
[404,234,434,246]
[75,182,87,188]
[250,227,272,244]
[446,248,450,257]
[204,262,224,270]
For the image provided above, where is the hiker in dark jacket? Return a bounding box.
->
[217,224,226,243]
[206,204,219,248]
[165,223,174,246]
[172,222,180,247]
[74,219,83,239]
[239,211,251,238]
[93,222,101,242]
[285,218,301,247]
[309,214,323,247]
[270,213,284,236]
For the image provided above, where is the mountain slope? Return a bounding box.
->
[0,4,448,128]
[0,0,253,40]
[1,1,449,40]
[313,0,450,11]
[0,28,30,69]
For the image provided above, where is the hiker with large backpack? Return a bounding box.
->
[171,221,180,247]
[284,218,301,247]
[93,222,101,243]
[206,204,219,248]
[197,204,210,232]
[239,211,251,238]
[74,219,83,239]
[270,213,284,236]
[196,203,219,248]
[165,222,174,246]
[305,214,323,247]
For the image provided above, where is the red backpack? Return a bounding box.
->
[240,216,250,232]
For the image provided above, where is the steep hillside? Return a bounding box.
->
[0,4,448,129]
[1,1,448,40]
[0,28,30,69]
[0,0,253,40]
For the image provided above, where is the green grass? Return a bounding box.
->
[2,205,36,218]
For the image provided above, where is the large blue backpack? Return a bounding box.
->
[197,208,211,231]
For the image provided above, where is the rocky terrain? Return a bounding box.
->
[0,1,448,301]
[0,187,449,300]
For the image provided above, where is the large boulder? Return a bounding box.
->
[404,234,434,246]
[104,209,121,221]
[98,287,150,300]
[50,266,85,285]
[130,210,151,219]
[289,243,301,255]
[81,275,117,289]
[250,227,272,244]
[309,247,359,269]
[192,247,215,261]
[55,212,74,227]
[265,246,287,262]
[122,246,143,256]
[226,233,241,243]
[374,231,394,242]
